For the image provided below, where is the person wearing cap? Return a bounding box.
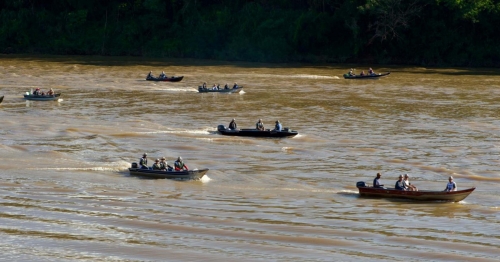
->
[229,118,237,130]
[139,153,149,169]
[395,175,408,190]
[274,120,282,131]
[403,174,418,191]
[159,157,173,171]
[444,176,457,192]
[152,159,162,170]
[33,88,41,95]
[373,173,384,188]
[174,156,189,171]
[256,119,265,131]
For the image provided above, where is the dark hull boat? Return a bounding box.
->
[343,72,391,79]
[198,86,243,93]
[146,76,184,82]
[217,125,298,138]
[356,181,475,202]
[129,164,208,180]
[0,95,4,104]
[24,93,61,101]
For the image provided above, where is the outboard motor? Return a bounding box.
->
[217,125,226,131]
[356,181,367,188]
[131,162,138,168]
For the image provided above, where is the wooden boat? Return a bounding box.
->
[356,181,475,202]
[217,124,298,138]
[0,95,4,104]
[146,75,184,82]
[129,163,209,180]
[24,93,61,101]
[343,72,391,79]
[198,86,243,93]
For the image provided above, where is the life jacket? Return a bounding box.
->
[175,161,184,169]
[139,157,147,167]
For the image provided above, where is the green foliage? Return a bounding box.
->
[0,0,500,66]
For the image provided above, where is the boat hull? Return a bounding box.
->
[344,72,391,79]
[128,167,209,180]
[217,125,298,137]
[146,76,184,82]
[356,182,475,202]
[198,86,243,93]
[0,95,3,104]
[24,93,61,101]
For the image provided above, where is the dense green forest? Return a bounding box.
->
[1,0,500,66]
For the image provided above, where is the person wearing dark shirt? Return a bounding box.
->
[373,173,384,188]
[229,118,237,130]
[395,175,408,190]
[139,153,148,169]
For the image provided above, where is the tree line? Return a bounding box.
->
[1,0,499,67]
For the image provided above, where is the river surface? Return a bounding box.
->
[0,55,499,261]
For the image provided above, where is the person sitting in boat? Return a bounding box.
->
[174,156,189,171]
[256,119,265,131]
[228,118,237,130]
[201,82,207,89]
[47,88,54,96]
[403,174,418,191]
[159,71,166,79]
[212,84,217,90]
[360,71,365,76]
[152,159,162,170]
[233,82,239,89]
[159,157,173,171]
[395,175,408,190]
[274,120,283,131]
[373,173,384,188]
[444,176,457,192]
[348,69,355,76]
[147,71,153,78]
[368,68,375,75]
[139,153,149,169]
[217,84,221,90]
[33,88,41,95]
[224,83,229,89]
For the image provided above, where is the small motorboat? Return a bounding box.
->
[128,163,208,180]
[343,72,391,79]
[198,86,243,93]
[356,181,475,202]
[24,93,61,101]
[146,75,184,82]
[217,125,298,138]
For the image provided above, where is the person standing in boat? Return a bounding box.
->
[444,176,457,192]
[274,120,282,131]
[373,173,384,188]
[160,157,173,171]
[229,118,237,130]
[256,119,265,131]
[174,157,189,171]
[403,174,418,191]
[152,159,162,170]
[139,153,149,169]
[395,175,408,190]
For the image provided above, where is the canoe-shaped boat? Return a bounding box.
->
[24,93,61,101]
[356,181,475,202]
[198,86,243,93]
[343,72,391,79]
[217,124,298,138]
[0,95,4,104]
[146,76,184,82]
[129,165,209,180]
